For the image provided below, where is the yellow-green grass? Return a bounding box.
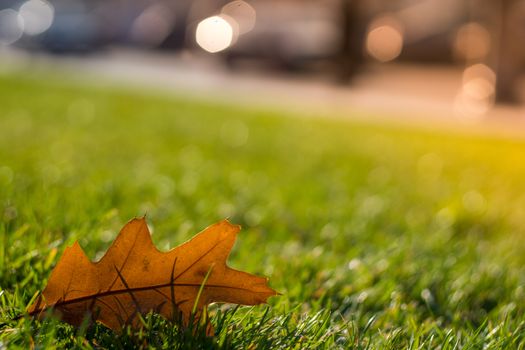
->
[1,72,525,349]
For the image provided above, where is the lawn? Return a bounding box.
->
[1,71,525,349]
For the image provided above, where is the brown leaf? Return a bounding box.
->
[28,218,277,331]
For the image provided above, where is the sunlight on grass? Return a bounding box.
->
[1,73,525,348]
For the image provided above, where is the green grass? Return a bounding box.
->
[1,71,525,349]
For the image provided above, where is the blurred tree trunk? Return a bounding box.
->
[487,0,524,103]
[338,0,364,83]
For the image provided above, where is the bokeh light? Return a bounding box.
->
[18,0,54,36]
[453,22,491,61]
[221,0,256,35]
[454,64,496,119]
[195,15,235,53]
[0,9,24,46]
[366,15,404,63]
[130,4,175,47]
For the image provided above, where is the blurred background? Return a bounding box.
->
[1,0,525,124]
[4,2,525,347]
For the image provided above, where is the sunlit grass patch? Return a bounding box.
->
[1,73,525,348]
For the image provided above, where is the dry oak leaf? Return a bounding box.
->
[28,218,277,330]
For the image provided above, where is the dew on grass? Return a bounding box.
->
[435,207,455,229]
[348,258,362,270]
[358,195,385,218]
[244,207,264,226]
[311,246,323,258]
[100,230,114,243]
[94,250,105,261]
[450,290,464,304]
[462,190,486,214]
[357,291,368,303]
[421,289,434,304]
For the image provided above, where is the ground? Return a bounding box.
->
[1,72,525,348]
